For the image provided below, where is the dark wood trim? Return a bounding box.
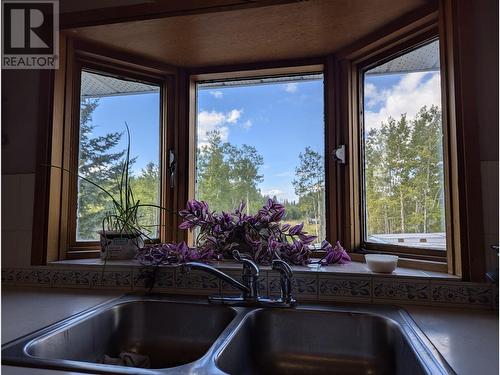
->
[187,58,326,78]
[184,60,331,245]
[60,0,301,29]
[176,68,190,243]
[30,70,55,265]
[67,58,167,252]
[42,36,178,260]
[438,0,486,281]
[324,56,339,245]
[362,242,446,259]
[355,30,448,262]
[336,13,457,268]
[72,39,177,77]
[349,252,448,273]
[45,34,72,262]
[335,5,439,60]
[66,250,100,259]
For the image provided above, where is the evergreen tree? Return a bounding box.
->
[292,147,325,240]
[77,98,125,240]
[197,130,264,213]
[409,105,444,233]
[364,105,444,237]
[130,162,160,237]
[197,130,233,211]
[226,143,264,213]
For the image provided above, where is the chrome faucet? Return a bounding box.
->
[272,259,294,304]
[179,250,295,307]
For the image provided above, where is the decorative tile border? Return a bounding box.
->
[132,267,176,292]
[269,271,318,301]
[318,275,372,302]
[51,269,94,288]
[13,269,52,287]
[1,265,497,310]
[430,281,493,307]
[220,270,267,296]
[91,269,133,290]
[175,269,220,295]
[373,278,430,304]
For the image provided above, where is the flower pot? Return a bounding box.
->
[98,230,144,260]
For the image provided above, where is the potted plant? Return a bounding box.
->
[53,123,160,260]
[137,198,351,267]
[97,125,144,260]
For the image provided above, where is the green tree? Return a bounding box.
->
[130,162,160,237]
[409,105,444,233]
[197,131,233,211]
[197,130,264,213]
[364,106,444,237]
[380,114,412,234]
[292,147,325,240]
[227,143,264,213]
[77,98,125,240]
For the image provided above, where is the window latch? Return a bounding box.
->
[168,149,176,188]
[332,144,346,165]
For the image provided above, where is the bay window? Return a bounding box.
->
[194,74,326,245]
[361,39,447,256]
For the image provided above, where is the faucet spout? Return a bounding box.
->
[181,262,250,296]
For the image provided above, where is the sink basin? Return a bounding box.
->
[2,295,452,374]
[26,300,236,369]
[217,308,435,375]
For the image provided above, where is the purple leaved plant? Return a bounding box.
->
[136,199,351,268]
[319,240,351,265]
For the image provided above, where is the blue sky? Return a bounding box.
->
[83,91,160,174]
[364,71,441,131]
[83,70,440,202]
[197,79,325,202]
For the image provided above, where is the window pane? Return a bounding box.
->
[196,75,326,244]
[363,40,446,250]
[77,70,160,241]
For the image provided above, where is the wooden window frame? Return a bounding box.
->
[41,36,178,260]
[183,61,340,247]
[33,3,485,280]
[333,5,486,278]
[337,18,452,273]
[357,30,448,261]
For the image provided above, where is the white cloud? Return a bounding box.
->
[241,120,252,130]
[364,72,441,132]
[364,82,386,109]
[262,189,285,197]
[284,82,298,93]
[209,90,223,99]
[226,109,242,123]
[197,109,243,147]
[261,186,298,202]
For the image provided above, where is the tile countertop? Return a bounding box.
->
[1,287,498,375]
[49,258,459,279]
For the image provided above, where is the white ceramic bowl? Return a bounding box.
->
[365,254,398,273]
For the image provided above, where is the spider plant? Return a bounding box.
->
[51,122,163,244]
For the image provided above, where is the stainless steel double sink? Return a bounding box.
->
[2,294,454,374]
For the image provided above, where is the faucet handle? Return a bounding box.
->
[272,259,293,278]
[232,250,260,276]
[272,259,295,304]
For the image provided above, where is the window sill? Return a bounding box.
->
[48,258,459,280]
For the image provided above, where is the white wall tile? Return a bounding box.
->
[1,173,35,267]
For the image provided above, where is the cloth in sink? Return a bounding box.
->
[102,351,151,368]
